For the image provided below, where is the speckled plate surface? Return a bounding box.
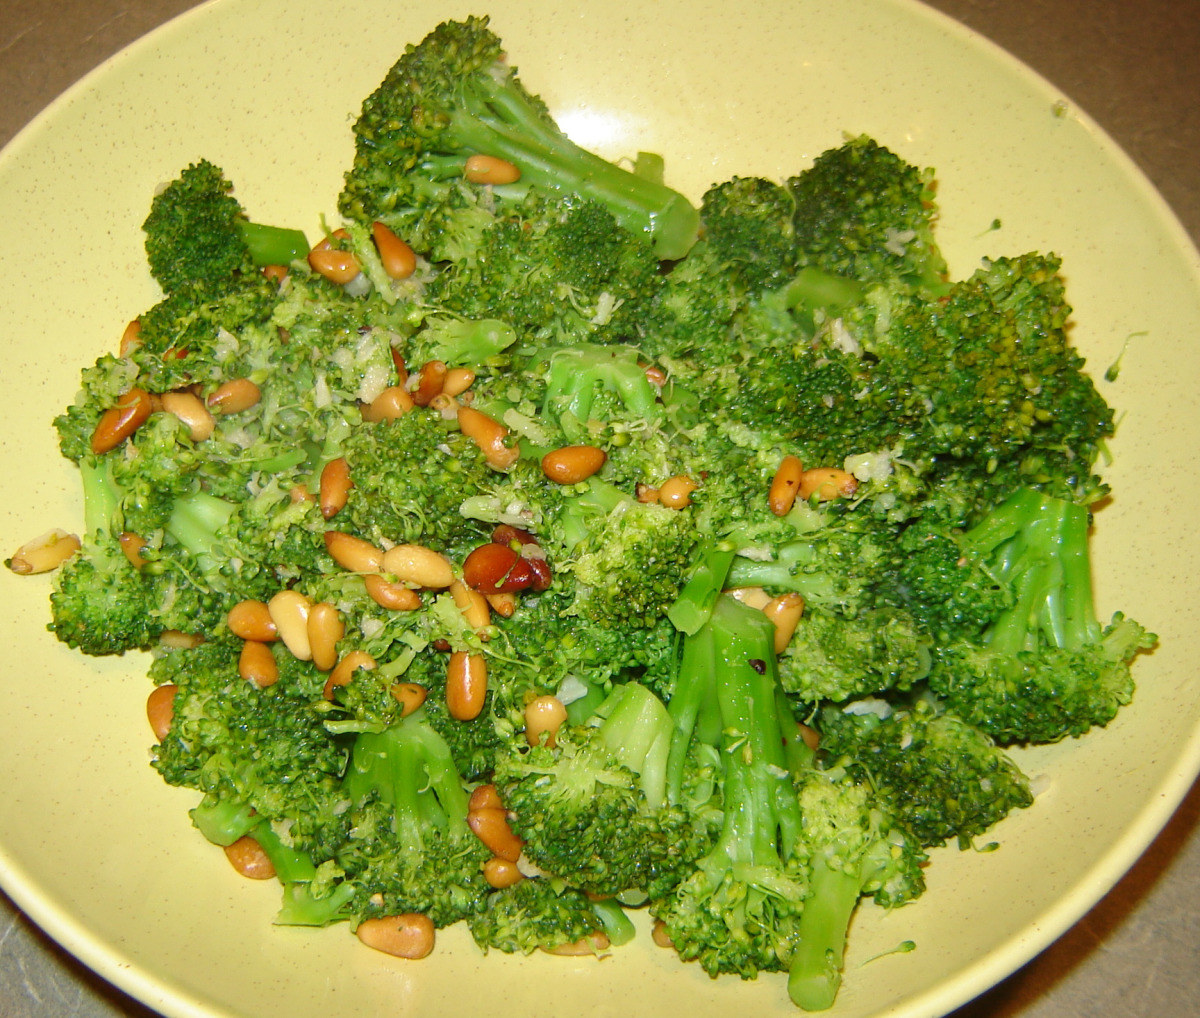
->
[0,1,1197,1016]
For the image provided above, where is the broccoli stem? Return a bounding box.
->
[79,457,120,538]
[164,491,237,561]
[236,221,310,267]
[592,682,674,810]
[786,857,863,1011]
[276,881,357,927]
[666,539,737,636]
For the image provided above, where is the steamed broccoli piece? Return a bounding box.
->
[406,315,518,368]
[541,342,662,442]
[817,697,1033,848]
[927,488,1156,744]
[496,682,715,899]
[338,16,699,261]
[786,762,927,1011]
[467,877,607,955]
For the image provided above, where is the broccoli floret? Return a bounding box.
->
[338,16,699,260]
[927,488,1156,744]
[467,877,607,955]
[817,697,1033,848]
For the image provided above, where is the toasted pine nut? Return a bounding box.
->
[636,484,660,504]
[119,318,142,357]
[224,835,276,880]
[798,467,859,502]
[468,783,504,812]
[541,445,607,485]
[91,387,153,454]
[381,544,454,590]
[450,579,491,631]
[524,695,568,748]
[541,931,610,956]
[763,592,805,654]
[361,385,415,422]
[457,405,518,470]
[207,377,261,415]
[227,599,278,642]
[159,629,204,649]
[118,531,148,569]
[325,650,377,700]
[267,589,313,661]
[797,722,821,752]
[390,682,427,717]
[308,240,361,285]
[160,390,215,442]
[483,856,524,889]
[356,913,435,960]
[769,455,804,516]
[324,531,384,574]
[364,573,423,611]
[485,592,517,618]
[319,457,352,520]
[441,367,475,397]
[239,639,279,687]
[411,360,447,407]
[146,684,177,741]
[446,651,487,721]
[290,484,315,504]
[307,602,344,672]
[644,363,667,387]
[467,806,523,861]
[372,221,417,280]
[726,586,772,610]
[651,919,674,949]
[464,154,521,185]
[462,542,533,593]
[657,474,698,509]
[7,529,80,574]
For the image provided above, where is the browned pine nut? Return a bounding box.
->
[468,784,504,812]
[768,455,805,516]
[636,484,660,504]
[261,264,289,284]
[450,579,491,631]
[207,377,261,415]
[381,544,455,590]
[524,695,568,748]
[442,367,475,397]
[762,592,805,654]
[324,531,384,574]
[411,360,447,407]
[91,387,153,454]
[446,651,487,721]
[146,684,177,741]
[798,467,858,502]
[307,602,345,672]
[227,599,278,642]
[118,531,148,570]
[483,856,524,889]
[7,529,80,574]
[239,639,279,687]
[390,682,427,717]
[372,221,417,280]
[119,318,142,357]
[324,649,377,701]
[267,589,313,661]
[457,405,519,470]
[160,390,215,442]
[319,457,352,520]
[364,573,423,611]
[308,234,361,284]
[464,154,521,185]
[356,914,435,960]
[466,806,523,861]
[541,445,607,485]
[651,919,674,949]
[657,474,698,509]
[361,385,415,422]
[224,835,276,880]
[485,592,517,618]
[462,543,533,594]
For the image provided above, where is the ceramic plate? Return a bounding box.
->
[1,1,1198,1016]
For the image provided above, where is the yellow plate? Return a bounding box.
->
[1,1,1198,1016]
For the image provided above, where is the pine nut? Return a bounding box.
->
[657,474,698,509]
[160,390,215,442]
[381,544,455,590]
[457,405,518,469]
[636,484,660,504]
[485,592,517,617]
[238,639,279,687]
[267,589,313,660]
[319,457,352,520]
[727,586,772,610]
[207,377,261,415]
[356,913,435,960]
[324,531,384,574]
[411,360,447,407]
[307,602,344,672]
[651,919,674,949]
[442,367,475,397]
[364,573,422,611]
[462,542,533,593]
[798,467,858,502]
[118,531,148,569]
[262,264,289,284]
[466,806,523,861]
[390,681,427,717]
[7,529,80,574]
[324,650,377,700]
[361,385,415,422]
[446,651,487,721]
[768,455,804,516]
[91,387,153,454]
[159,630,203,649]
[308,236,361,284]
[644,363,667,387]
[541,931,610,956]
[146,684,177,741]
[464,154,521,185]
[541,445,607,485]
[223,835,276,880]
[468,784,504,812]
[450,579,491,631]
[483,856,524,889]
[763,592,805,654]
[119,318,142,357]
[524,695,568,748]
[372,221,417,280]
[227,599,278,642]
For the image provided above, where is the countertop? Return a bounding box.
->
[1,1,1197,1016]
